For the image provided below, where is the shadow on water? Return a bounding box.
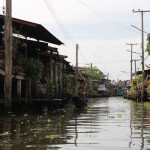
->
[0,97,150,149]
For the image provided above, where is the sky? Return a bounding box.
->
[1,0,150,81]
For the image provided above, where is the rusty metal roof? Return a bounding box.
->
[0,15,63,45]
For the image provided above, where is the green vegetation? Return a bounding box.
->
[83,66,104,81]
[135,75,142,84]
[146,86,150,97]
[44,76,55,95]
[130,80,136,96]
[144,102,150,110]
[15,53,44,80]
[129,75,142,97]
[82,66,104,96]
[146,33,150,54]
[23,57,44,79]
[66,74,75,97]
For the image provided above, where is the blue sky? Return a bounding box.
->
[1,0,150,81]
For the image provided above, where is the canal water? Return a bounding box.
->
[0,97,150,150]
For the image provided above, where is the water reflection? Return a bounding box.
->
[0,97,150,149]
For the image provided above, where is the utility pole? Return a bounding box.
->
[133,9,150,101]
[4,0,12,111]
[75,44,79,96]
[126,43,137,83]
[133,59,140,77]
[90,63,93,91]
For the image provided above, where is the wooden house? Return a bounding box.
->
[0,15,73,108]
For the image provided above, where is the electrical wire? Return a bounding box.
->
[43,0,91,65]
[43,0,65,34]
[77,0,138,33]
[43,0,72,43]
[78,46,90,64]
[79,59,130,65]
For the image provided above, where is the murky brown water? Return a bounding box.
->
[0,97,150,150]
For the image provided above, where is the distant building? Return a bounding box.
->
[98,84,107,91]
[98,78,112,96]
[115,80,126,96]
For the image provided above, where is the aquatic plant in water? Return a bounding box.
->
[144,102,150,110]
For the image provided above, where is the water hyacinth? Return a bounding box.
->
[144,102,150,110]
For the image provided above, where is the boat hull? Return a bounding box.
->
[72,96,88,108]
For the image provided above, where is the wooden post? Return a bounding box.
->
[54,61,58,98]
[62,63,65,97]
[90,63,93,91]
[4,0,12,111]
[25,79,31,107]
[59,59,62,98]
[75,44,78,96]
[50,52,53,80]
[17,79,21,104]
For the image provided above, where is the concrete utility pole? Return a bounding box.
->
[75,44,79,96]
[4,0,12,111]
[133,9,150,101]
[133,59,140,77]
[126,43,137,82]
[90,63,93,91]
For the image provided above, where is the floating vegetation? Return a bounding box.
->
[0,132,10,136]
[144,102,150,110]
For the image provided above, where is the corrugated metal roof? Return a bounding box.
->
[0,15,63,45]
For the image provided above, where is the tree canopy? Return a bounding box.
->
[146,33,150,54]
[82,66,104,81]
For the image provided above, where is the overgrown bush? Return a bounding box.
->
[44,77,55,95]
[15,53,44,80]
[146,85,150,97]
[135,75,142,84]
[66,74,75,97]
[22,57,44,80]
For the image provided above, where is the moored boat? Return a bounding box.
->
[72,95,88,108]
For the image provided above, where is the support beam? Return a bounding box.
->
[54,61,58,98]
[50,52,53,80]
[59,59,62,98]
[25,79,31,106]
[17,79,21,103]
[75,44,79,96]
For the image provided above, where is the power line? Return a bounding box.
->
[131,25,149,34]
[77,0,138,33]
[79,59,130,64]
[43,0,65,34]
[43,0,72,43]
[78,48,89,64]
